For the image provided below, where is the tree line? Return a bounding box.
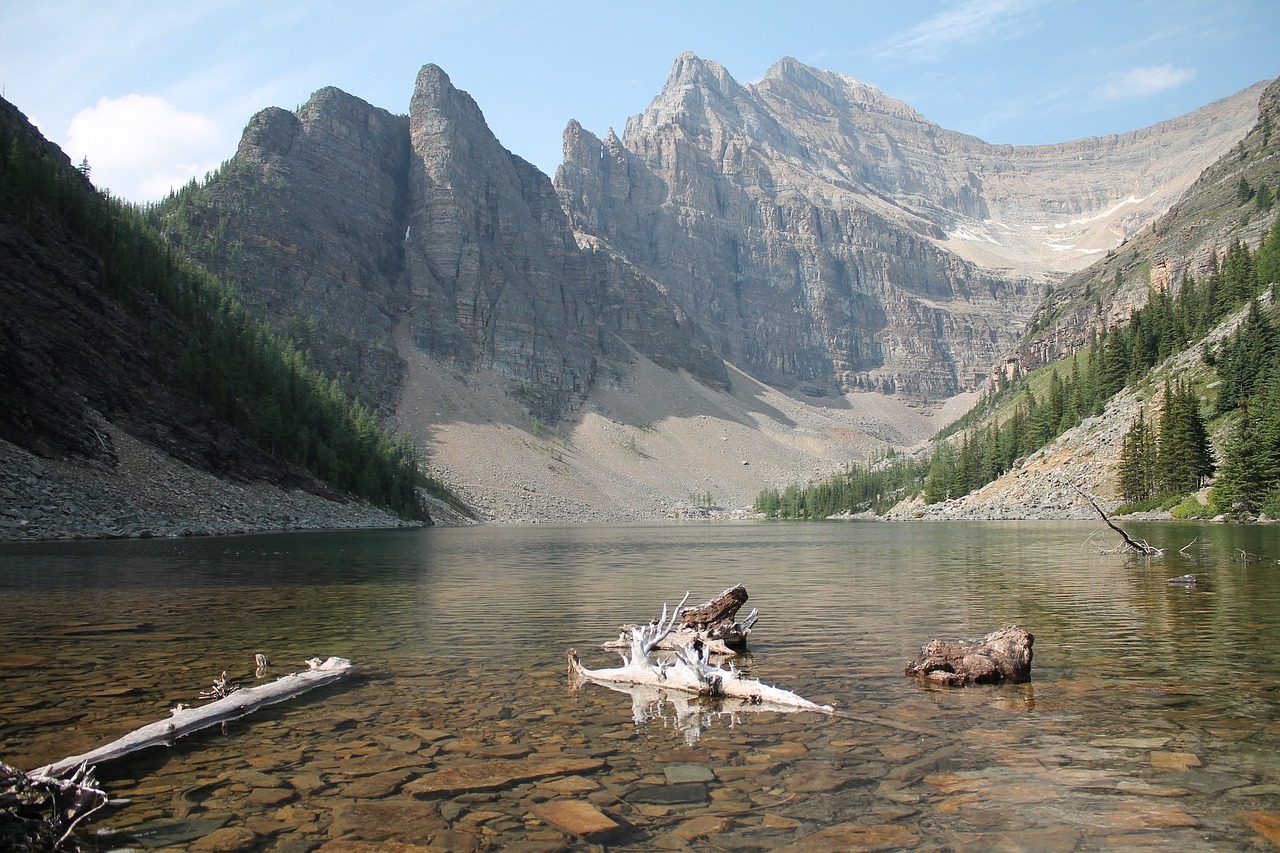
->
[0,114,454,519]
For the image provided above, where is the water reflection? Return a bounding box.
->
[571,677,824,746]
[1,521,1279,850]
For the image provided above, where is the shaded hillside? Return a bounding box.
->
[0,97,434,527]
[0,99,295,482]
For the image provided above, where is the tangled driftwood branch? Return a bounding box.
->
[1,761,108,851]
[570,592,832,716]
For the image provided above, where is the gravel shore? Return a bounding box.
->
[0,426,418,542]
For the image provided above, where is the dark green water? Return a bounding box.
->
[2,521,1279,850]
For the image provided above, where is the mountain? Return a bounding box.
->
[1014,79,1280,374]
[556,54,1264,399]
[3,56,1271,529]
[163,66,727,424]
[899,78,1280,521]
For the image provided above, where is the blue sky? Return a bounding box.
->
[2,0,1276,202]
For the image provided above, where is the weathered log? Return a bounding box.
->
[905,626,1033,686]
[680,583,747,628]
[34,656,354,778]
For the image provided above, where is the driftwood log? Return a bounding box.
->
[4,656,354,851]
[604,583,759,656]
[35,656,354,778]
[582,678,813,746]
[905,626,1034,686]
[571,592,832,715]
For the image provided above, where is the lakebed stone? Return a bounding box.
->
[626,781,709,805]
[530,800,624,842]
[404,757,605,798]
[767,821,920,853]
[663,763,714,784]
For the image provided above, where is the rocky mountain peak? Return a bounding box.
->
[664,52,740,95]
[237,106,300,159]
[412,63,487,121]
[758,56,928,125]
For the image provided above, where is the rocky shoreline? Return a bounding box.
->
[0,430,419,543]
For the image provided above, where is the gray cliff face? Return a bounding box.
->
[167,66,726,422]
[163,54,1261,419]
[165,87,412,409]
[555,53,1261,399]
[404,64,600,410]
[556,55,1038,398]
[403,65,726,419]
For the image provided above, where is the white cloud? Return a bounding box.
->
[65,94,223,201]
[880,0,1041,58]
[1098,64,1196,100]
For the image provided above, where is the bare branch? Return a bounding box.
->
[1075,488,1163,556]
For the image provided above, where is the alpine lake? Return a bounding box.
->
[2,520,1279,851]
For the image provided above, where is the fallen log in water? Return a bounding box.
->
[34,656,355,778]
[1077,488,1164,556]
[570,592,832,715]
[905,626,1033,686]
[5,656,355,850]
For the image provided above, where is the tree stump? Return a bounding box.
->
[679,584,756,649]
[680,584,748,628]
[905,626,1033,686]
[606,584,759,655]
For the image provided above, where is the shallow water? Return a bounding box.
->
[2,521,1279,850]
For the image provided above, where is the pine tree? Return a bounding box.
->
[1256,214,1280,288]
[1256,181,1274,211]
[1156,381,1214,495]
[1216,300,1278,414]
[1117,408,1156,504]
[1237,176,1256,203]
[924,442,957,504]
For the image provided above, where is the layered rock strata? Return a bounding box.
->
[555,54,1263,398]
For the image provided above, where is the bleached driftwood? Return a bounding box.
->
[34,656,354,779]
[569,593,832,715]
[603,583,760,657]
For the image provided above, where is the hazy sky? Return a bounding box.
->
[3,0,1276,202]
